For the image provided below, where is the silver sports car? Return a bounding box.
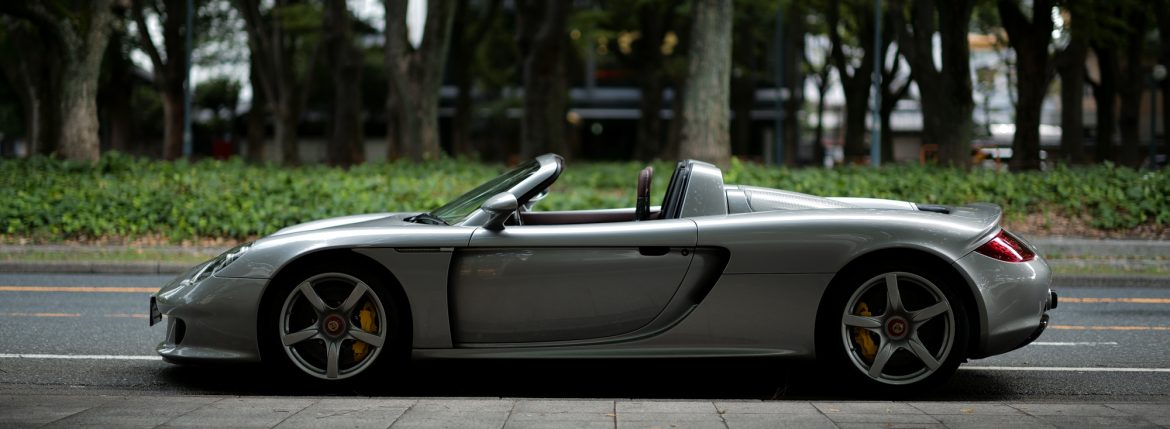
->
[150,154,1056,390]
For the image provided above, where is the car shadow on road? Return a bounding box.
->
[156,358,1016,400]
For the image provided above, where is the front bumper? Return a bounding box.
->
[152,269,267,363]
[953,251,1055,358]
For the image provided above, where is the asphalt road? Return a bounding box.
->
[0,273,1167,402]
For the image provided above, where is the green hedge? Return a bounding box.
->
[3,153,1168,242]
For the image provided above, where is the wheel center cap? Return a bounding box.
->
[886,316,908,339]
[322,314,346,337]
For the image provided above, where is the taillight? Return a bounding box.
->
[975,230,1036,262]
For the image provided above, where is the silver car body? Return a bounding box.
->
[153,154,1053,366]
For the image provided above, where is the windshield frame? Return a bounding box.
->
[428,154,563,226]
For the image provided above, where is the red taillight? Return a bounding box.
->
[975,230,1036,262]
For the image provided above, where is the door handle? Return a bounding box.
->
[638,246,670,256]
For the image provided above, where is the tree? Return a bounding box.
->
[0,0,118,162]
[324,0,363,166]
[1054,3,1091,164]
[888,0,976,167]
[1115,3,1148,168]
[236,0,321,165]
[678,0,733,166]
[449,0,501,158]
[131,0,194,160]
[1157,1,1170,162]
[997,0,1054,171]
[0,17,61,157]
[385,0,456,161]
[516,0,570,159]
[828,0,877,164]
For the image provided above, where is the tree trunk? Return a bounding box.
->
[326,0,363,167]
[245,63,266,162]
[160,91,185,159]
[0,19,60,157]
[386,0,456,161]
[678,0,732,166]
[1156,0,1169,165]
[1091,46,1118,163]
[1117,8,1146,168]
[516,0,569,159]
[828,0,874,164]
[889,0,975,168]
[812,70,829,166]
[1057,37,1088,164]
[780,6,805,166]
[635,75,664,161]
[998,0,1052,171]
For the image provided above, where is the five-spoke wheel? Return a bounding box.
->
[819,264,967,391]
[275,271,393,381]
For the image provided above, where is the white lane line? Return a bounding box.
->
[0,353,162,360]
[1031,341,1119,346]
[964,366,1170,373]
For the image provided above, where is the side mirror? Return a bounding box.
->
[482,192,518,231]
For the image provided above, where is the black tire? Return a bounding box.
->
[816,261,968,394]
[259,260,405,384]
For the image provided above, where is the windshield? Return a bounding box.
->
[429,160,541,225]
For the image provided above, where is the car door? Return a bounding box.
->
[449,218,698,344]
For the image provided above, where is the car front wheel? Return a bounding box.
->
[265,266,400,382]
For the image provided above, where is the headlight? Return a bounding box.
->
[191,243,251,283]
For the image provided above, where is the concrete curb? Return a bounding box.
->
[0,261,190,275]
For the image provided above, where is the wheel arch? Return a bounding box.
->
[815,247,982,360]
[255,248,413,363]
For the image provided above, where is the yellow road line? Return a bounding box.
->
[0,286,158,293]
[1051,325,1170,331]
[1061,297,1170,304]
[1,312,148,318]
[1,312,82,317]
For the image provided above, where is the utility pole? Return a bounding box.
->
[182,0,194,158]
[870,0,882,167]
[773,5,785,166]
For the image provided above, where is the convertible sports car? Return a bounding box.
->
[150,154,1056,390]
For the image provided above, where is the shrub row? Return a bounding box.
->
[3,153,1168,242]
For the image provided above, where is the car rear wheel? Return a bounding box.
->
[818,264,968,392]
[264,265,401,382]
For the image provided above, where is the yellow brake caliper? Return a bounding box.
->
[853,302,878,362]
[351,301,378,361]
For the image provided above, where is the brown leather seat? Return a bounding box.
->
[636,166,653,221]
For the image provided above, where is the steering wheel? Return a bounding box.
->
[636,166,653,221]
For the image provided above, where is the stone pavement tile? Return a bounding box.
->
[275,398,416,429]
[512,399,615,414]
[616,420,727,429]
[824,413,941,425]
[910,402,1026,416]
[389,410,510,429]
[505,421,614,429]
[0,394,117,426]
[617,400,719,413]
[508,412,613,422]
[616,412,725,422]
[714,400,820,414]
[160,397,317,428]
[834,423,946,429]
[1011,403,1129,417]
[1033,415,1160,428]
[409,399,515,413]
[48,395,219,429]
[722,413,837,429]
[1106,403,1170,417]
[933,413,1057,429]
[813,401,926,416]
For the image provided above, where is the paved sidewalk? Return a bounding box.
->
[1,395,1167,428]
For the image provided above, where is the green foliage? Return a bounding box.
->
[3,154,1168,242]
